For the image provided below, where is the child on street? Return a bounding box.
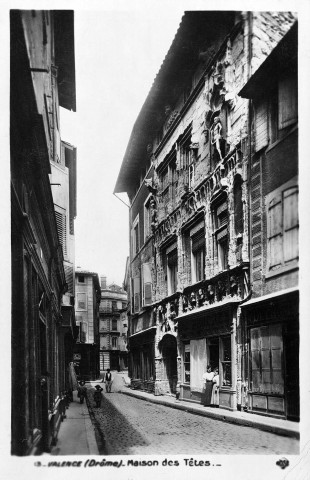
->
[94,384,103,408]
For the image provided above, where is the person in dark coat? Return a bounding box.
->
[93,384,103,407]
[77,380,87,404]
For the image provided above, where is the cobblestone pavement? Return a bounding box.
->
[87,381,299,456]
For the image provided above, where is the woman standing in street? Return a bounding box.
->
[202,365,214,406]
[211,367,220,407]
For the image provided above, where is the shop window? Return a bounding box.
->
[191,226,205,283]
[250,324,284,395]
[184,343,190,384]
[267,179,298,274]
[220,336,231,387]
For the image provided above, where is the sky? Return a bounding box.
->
[59,7,185,286]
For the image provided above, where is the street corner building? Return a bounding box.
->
[114,12,299,421]
[98,276,128,372]
[74,269,101,381]
[11,10,78,455]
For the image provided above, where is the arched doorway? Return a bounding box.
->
[160,335,177,394]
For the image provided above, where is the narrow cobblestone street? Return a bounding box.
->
[86,376,299,456]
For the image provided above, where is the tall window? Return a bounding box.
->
[131,215,139,257]
[167,248,178,295]
[112,319,118,331]
[267,179,298,274]
[144,196,152,242]
[214,200,229,271]
[220,336,231,387]
[191,226,206,283]
[184,343,190,383]
[112,337,118,348]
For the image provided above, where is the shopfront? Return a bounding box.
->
[177,300,239,410]
[129,327,156,392]
[241,288,299,420]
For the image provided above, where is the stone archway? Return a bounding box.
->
[159,334,177,394]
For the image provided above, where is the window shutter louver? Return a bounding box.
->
[283,187,298,262]
[55,210,67,257]
[191,229,205,253]
[255,101,268,152]
[133,276,140,313]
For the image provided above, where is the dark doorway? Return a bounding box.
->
[207,337,219,370]
[161,335,177,394]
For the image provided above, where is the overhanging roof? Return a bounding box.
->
[54,10,76,111]
[114,11,237,195]
[241,287,298,309]
[239,21,297,99]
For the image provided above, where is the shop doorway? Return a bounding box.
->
[161,335,177,393]
[207,337,219,370]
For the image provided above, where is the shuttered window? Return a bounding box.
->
[267,181,298,272]
[55,209,67,257]
[142,263,152,306]
[255,101,268,152]
[278,75,298,130]
[191,229,205,282]
[250,324,284,395]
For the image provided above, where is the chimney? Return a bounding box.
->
[101,276,107,289]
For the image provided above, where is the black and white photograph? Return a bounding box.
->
[2,0,310,478]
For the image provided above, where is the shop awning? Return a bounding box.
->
[241,287,299,309]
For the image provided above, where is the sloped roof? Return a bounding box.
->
[114,11,236,195]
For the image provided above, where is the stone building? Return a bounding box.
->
[114,11,297,419]
[239,22,298,420]
[74,269,101,380]
[99,276,128,371]
[11,10,77,454]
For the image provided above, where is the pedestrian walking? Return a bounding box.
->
[104,369,113,393]
[202,365,214,406]
[77,380,87,404]
[211,367,219,407]
[93,384,103,407]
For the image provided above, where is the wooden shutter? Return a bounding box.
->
[142,263,152,306]
[255,101,268,152]
[191,229,205,253]
[270,324,284,394]
[278,76,298,129]
[283,187,298,262]
[55,209,67,257]
[267,195,282,268]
